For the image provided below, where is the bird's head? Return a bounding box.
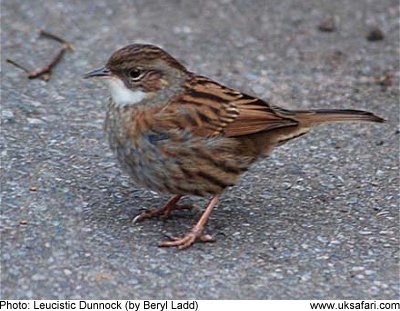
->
[84,44,188,106]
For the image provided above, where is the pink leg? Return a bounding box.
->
[159,194,220,249]
[132,195,195,223]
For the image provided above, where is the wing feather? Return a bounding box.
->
[154,75,298,137]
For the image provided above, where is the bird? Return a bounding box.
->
[84,44,385,249]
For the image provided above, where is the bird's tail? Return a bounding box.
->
[293,109,385,125]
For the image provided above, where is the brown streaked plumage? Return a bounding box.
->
[84,44,385,249]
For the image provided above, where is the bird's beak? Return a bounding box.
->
[83,67,111,79]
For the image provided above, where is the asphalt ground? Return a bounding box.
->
[1,0,399,299]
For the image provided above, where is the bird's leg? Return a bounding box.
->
[132,195,196,223]
[159,194,220,249]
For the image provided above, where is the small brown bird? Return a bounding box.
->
[84,44,384,249]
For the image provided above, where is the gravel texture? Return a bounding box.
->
[1,0,399,299]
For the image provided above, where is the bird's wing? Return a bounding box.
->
[154,75,298,137]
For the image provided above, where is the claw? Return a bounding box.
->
[131,208,164,224]
[199,234,215,242]
[132,203,196,224]
[158,194,220,249]
[159,233,215,249]
[131,195,183,224]
[159,228,216,249]
[158,233,196,249]
[132,214,141,224]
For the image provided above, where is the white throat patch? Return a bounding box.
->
[106,78,146,106]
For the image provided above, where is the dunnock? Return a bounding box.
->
[84,44,384,249]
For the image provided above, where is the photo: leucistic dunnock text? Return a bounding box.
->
[84,44,385,249]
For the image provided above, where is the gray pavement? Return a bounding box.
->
[1,0,399,299]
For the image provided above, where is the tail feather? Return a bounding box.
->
[293,109,385,125]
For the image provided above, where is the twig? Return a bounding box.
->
[27,45,68,80]
[6,29,73,81]
[39,29,75,51]
[6,58,30,74]
[7,58,50,81]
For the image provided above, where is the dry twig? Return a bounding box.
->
[6,29,73,81]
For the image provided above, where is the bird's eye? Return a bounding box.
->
[128,68,142,80]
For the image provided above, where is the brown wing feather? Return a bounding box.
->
[155,75,298,137]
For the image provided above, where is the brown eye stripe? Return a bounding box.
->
[131,70,166,92]
[138,70,156,80]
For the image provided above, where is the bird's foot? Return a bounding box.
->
[159,227,215,249]
[159,194,220,249]
[132,204,196,223]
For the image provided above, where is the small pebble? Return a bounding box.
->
[317,236,329,244]
[1,110,15,121]
[366,26,384,41]
[32,273,46,281]
[318,16,336,32]
[352,266,365,272]
[27,118,45,125]
[348,197,358,204]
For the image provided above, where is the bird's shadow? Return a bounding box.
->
[81,180,260,248]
